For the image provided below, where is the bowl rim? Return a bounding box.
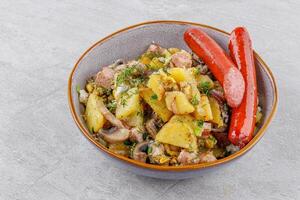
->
[68,20,278,172]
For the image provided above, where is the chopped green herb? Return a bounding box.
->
[107,100,117,112]
[76,85,81,93]
[102,88,112,96]
[198,81,211,95]
[142,132,148,140]
[197,120,204,128]
[120,97,127,107]
[124,140,133,146]
[191,95,200,105]
[195,68,201,75]
[116,67,135,86]
[151,94,158,100]
[136,111,143,116]
[162,67,171,75]
[147,146,153,154]
[194,126,202,136]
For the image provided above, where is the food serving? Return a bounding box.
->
[76,27,262,166]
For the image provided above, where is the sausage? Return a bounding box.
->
[228,27,258,148]
[184,28,245,108]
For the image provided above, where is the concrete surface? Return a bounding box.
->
[0,0,299,199]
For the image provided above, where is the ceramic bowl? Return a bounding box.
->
[68,21,278,179]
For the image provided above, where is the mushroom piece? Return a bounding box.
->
[98,127,130,144]
[209,89,225,104]
[110,59,124,68]
[132,141,149,163]
[145,114,164,139]
[96,99,125,128]
[145,119,158,139]
[129,127,144,143]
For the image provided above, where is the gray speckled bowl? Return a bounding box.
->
[68,21,278,179]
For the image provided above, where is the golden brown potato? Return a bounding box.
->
[123,103,144,127]
[156,115,198,151]
[139,88,173,122]
[147,74,165,100]
[85,93,106,132]
[108,143,130,156]
[149,57,164,69]
[116,88,140,119]
[193,95,213,121]
[196,75,214,89]
[209,97,224,127]
[168,68,195,83]
[165,91,195,114]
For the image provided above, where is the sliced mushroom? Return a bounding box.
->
[129,127,144,143]
[145,119,158,139]
[145,113,164,139]
[110,59,124,68]
[132,141,149,163]
[96,99,124,128]
[209,89,225,104]
[98,127,129,144]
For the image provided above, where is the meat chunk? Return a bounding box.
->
[95,67,115,89]
[170,51,192,68]
[199,151,217,163]
[177,150,199,165]
[147,44,165,55]
[148,141,170,165]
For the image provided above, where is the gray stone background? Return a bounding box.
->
[0,0,299,199]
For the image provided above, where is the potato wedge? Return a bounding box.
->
[156,115,197,151]
[193,95,213,121]
[165,91,195,114]
[196,75,214,89]
[139,54,152,65]
[168,68,195,83]
[123,103,144,127]
[147,74,165,100]
[85,93,106,132]
[139,88,173,122]
[149,57,164,70]
[116,88,140,119]
[209,97,224,127]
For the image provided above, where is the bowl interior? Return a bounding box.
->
[69,21,276,170]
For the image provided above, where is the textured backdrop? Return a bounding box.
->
[0,0,299,199]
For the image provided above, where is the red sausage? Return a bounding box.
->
[184,28,245,108]
[228,27,258,148]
